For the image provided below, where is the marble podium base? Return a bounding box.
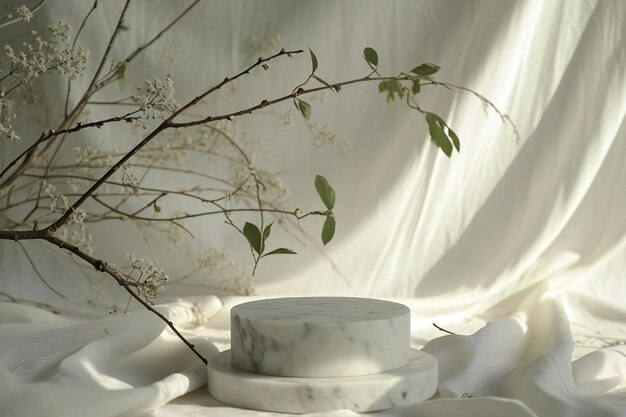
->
[208,297,438,413]
[207,348,438,413]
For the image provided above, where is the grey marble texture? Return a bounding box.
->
[208,348,438,413]
[230,297,410,377]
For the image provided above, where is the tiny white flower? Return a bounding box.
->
[15,5,33,22]
[69,208,86,230]
[50,194,69,213]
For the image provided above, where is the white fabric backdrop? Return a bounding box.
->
[1,0,626,416]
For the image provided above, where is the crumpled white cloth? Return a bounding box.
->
[0,298,221,417]
[2,293,625,417]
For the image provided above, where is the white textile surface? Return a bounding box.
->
[1,0,626,416]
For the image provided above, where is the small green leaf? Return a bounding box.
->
[153,203,161,213]
[315,175,335,210]
[411,63,440,76]
[262,222,272,242]
[412,79,421,94]
[117,61,127,80]
[448,127,461,152]
[260,222,273,253]
[363,47,378,68]
[243,222,262,254]
[378,79,404,103]
[426,113,452,157]
[297,99,312,120]
[313,75,334,90]
[321,216,336,245]
[263,247,297,257]
[309,48,318,73]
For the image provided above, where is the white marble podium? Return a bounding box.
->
[207,297,438,413]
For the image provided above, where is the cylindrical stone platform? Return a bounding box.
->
[230,297,410,377]
[207,297,438,413]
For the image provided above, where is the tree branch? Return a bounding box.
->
[4,231,209,364]
[0,1,133,197]
[0,113,141,183]
[170,75,413,129]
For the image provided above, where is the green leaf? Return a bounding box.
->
[426,113,452,157]
[411,63,440,76]
[363,47,378,68]
[321,216,336,245]
[243,222,262,254]
[313,75,334,90]
[297,99,312,120]
[448,127,461,152]
[309,48,318,73]
[117,61,128,80]
[315,175,335,210]
[260,222,273,253]
[378,79,404,103]
[412,79,421,94]
[262,247,297,257]
[153,203,161,213]
[262,222,272,242]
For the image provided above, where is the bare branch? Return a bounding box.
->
[0,113,140,183]
[124,0,200,64]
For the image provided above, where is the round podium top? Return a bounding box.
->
[230,297,411,377]
[231,297,409,323]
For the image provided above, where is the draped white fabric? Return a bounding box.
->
[1,0,626,416]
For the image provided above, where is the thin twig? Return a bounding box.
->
[0,1,132,197]
[170,75,411,129]
[17,241,67,299]
[0,0,48,29]
[0,113,141,182]
[124,0,200,63]
[0,291,60,314]
[46,49,303,235]
[433,322,457,335]
[94,0,202,90]
[43,234,208,364]
[65,0,100,117]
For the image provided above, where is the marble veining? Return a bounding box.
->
[230,297,410,377]
[208,348,438,414]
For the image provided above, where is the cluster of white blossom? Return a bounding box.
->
[44,182,68,213]
[3,20,88,82]
[127,254,169,300]
[0,97,18,140]
[121,165,141,194]
[6,5,34,22]
[68,208,86,230]
[1,18,88,140]
[132,76,179,126]
[49,194,69,213]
